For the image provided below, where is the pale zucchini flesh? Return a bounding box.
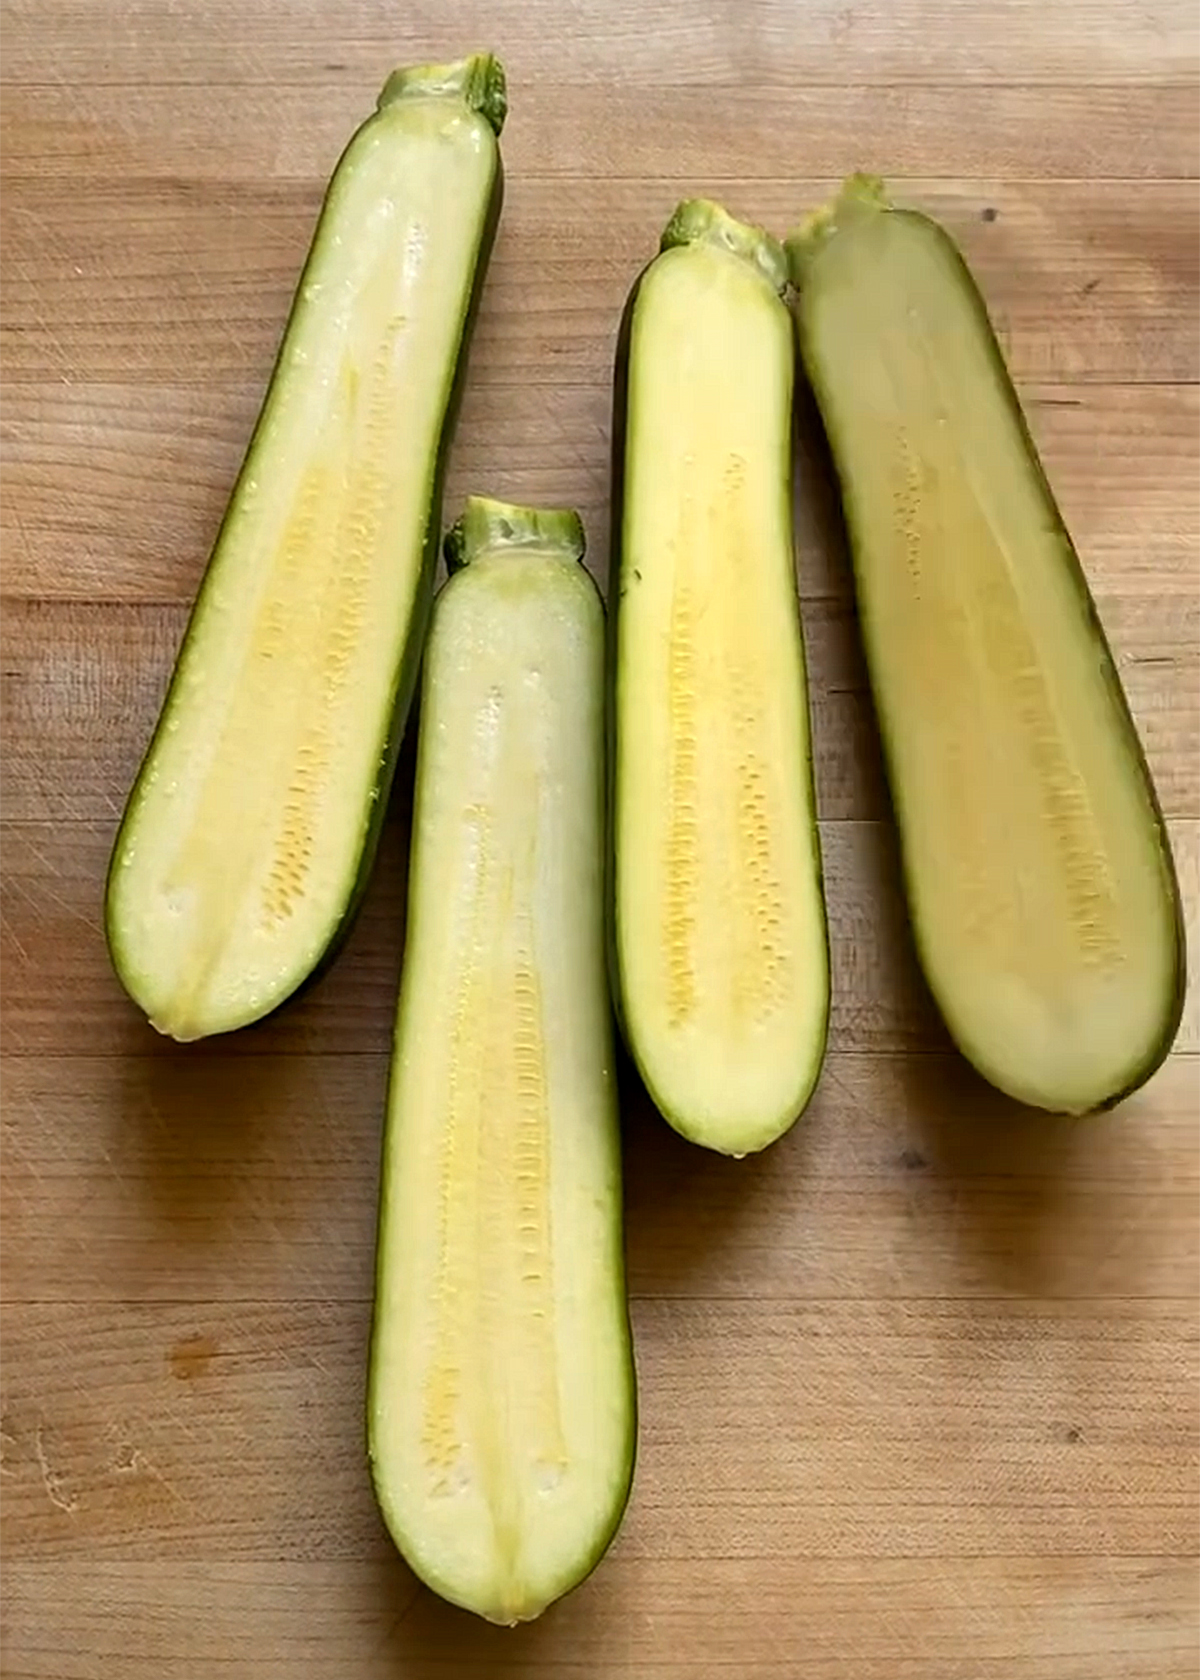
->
[789,177,1185,1114]
[105,57,505,1041]
[369,499,636,1625]
[613,201,830,1156]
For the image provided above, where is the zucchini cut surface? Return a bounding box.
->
[105,57,505,1041]
[369,499,636,1625]
[789,177,1185,1113]
[613,202,830,1155]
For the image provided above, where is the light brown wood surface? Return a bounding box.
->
[1,1,1198,1674]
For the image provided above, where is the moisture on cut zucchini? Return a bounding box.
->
[369,498,636,1626]
[788,175,1186,1114]
[610,200,830,1157]
[104,54,506,1041]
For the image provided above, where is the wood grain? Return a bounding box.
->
[3,1558,1195,1680]
[2,588,1195,824]
[1,0,1193,85]
[3,1052,1197,1306]
[4,179,1198,390]
[2,1295,1196,1563]
[5,381,1198,602]
[1,0,1197,1674]
[7,81,1199,182]
[3,816,1196,1064]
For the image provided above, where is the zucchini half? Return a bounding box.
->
[369,498,637,1625]
[104,55,506,1041]
[788,176,1186,1114]
[610,200,830,1156]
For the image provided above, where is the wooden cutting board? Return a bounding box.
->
[2,3,1197,1675]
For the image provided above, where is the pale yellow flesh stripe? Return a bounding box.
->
[370,550,632,1625]
[616,244,828,1153]
[803,211,1176,1111]
[107,99,496,1040]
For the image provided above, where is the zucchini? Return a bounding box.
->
[104,55,506,1041]
[788,176,1186,1114]
[610,200,830,1156]
[368,498,637,1625]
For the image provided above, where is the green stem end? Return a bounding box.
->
[378,52,507,136]
[785,173,892,286]
[661,198,789,297]
[444,496,587,573]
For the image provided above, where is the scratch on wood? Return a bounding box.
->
[168,1332,217,1381]
[5,871,103,943]
[129,1446,195,1513]
[0,1419,20,1476]
[34,1418,78,1514]
[0,1118,49,1193]
[104,1419,196,1512]
[1,905,31,965]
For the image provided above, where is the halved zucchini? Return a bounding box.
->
[369,498,637,1625]
[104,55,506,1041]
[611,200,830,1156]
[788,175,1186,1113]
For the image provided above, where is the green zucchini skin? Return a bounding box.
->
[788,176,1187,1113]
[607,201,831,1155]
[368,498,637,1625]
[104,56,506,1039]
[604,271,643,1050]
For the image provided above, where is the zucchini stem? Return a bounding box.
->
[445,496,587,572]
[660,198,788,297]
[378,52,507,136]
[785,173,891,285]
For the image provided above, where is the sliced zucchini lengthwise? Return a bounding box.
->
[788,176,1186,1114]
[369,498,636,1625]
[104,55,506,1041]
[611,200,830,1156]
